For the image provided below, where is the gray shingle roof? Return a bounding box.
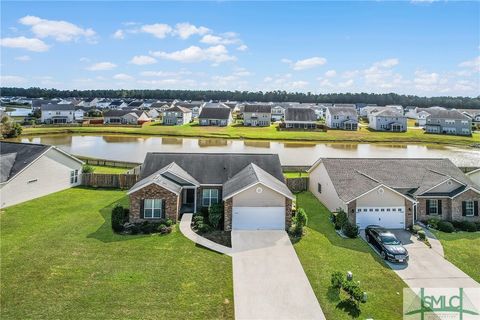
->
[425,109,470,120]
[165,105,192,113]
[198,107,231,120]
[223,163,293,200]
[243,104,272,113]
[140,153,284,185]
[0,142,50,183]
[327,106,357,117]
[103,110,144,117]
[317,158,476,202]
[371,108,404,117]
[333,104,356,108]
[41,103,75,111]
[284,107,317,122]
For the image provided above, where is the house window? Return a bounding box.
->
[428,200,438,214]
[202,189,219,207]
[144,199,163,218]
[464,201,474,216]
[70,169,78,184]
[318,183,322,194]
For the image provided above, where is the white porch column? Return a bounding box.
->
[194,187,197,214]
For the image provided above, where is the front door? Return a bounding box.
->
[186,189,194,203]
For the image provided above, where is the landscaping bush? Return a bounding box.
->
[343,222,359,238]
[417,230,426,240]
[193,215,204,224]
[335,210,348,230]
[82,164,95,173]
[200,207,209,222]
[437,220,455,233]
[126,223,140,235]
[343,281,365,305]
[451,220,463,229]
[296,208,308,228]
[140,222,159,234]
[411,224,422,234]
[165,219,173,227]
[208,204,224,229]
[111,204,128,232]
[197,223,213,233]
[459,221,477,232]
[476,222,480,232]
[427,218,441,229]
[331,271,344,289]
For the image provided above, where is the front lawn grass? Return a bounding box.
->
[20,121,479,146]
[431,230,480,283]
[0,188,234,319]
[294,192,407,320]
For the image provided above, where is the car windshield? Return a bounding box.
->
[380,235,400,245]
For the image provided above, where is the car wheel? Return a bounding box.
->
[381,251,387,260]
[366,234,371,243]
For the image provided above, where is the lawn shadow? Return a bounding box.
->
[326,286,341,303]
[87,196,148,243]
[336,299,361,318]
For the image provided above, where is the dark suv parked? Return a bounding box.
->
[365,225,409,263]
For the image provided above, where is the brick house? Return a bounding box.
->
[308,158,480,229]
[127,153,294,231]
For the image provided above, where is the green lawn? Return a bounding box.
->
[294,192,407,320]
[432,230,480,283]
[20,121,479,146]
[283,171,309,178]
[0,188,234,319]
[90,165,130,174]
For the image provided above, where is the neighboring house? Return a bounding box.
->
[308,158,480,229]
[96,99,111,109]
[108,100,127,110]
[271,105,285,121]
[0,142,83,208]
[243,104,272,126]
[325,106,358,130]
[74,107,89,122]
[368,108,407,132]
[162,105,192,125]
[40,103,75,124]
[103,110,150,124]
[126,100,145,110]
[146,108,161,120]
[78,98,98,108]
[127,153,294,230]
[284,107,317,129]
[198,107,232,126]
[404,106,417,118]
[32,99,55,110]
[466,169,480,187]
[415,106,446,126]
[360,105,379,117]
[425,109,472,136]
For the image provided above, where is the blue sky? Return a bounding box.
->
[1,1,479,96]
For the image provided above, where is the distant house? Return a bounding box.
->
[325,106,358,130]
[32,99,55,110]
[74,107,90,122]
[162,105,192,125]
[243,104,272,126]
[425,109,472,136]
[0,142,83,208]
[96,99,111,109]
[466,168,480,187]
[271,105,286,121]
[79,98,98,108]
[198,107,232,126]
[284,107,317,129]
[368,108,407,132]
[108,100,127,110]
[414,107,446,126]
[40,103,75,124]
[126,100,145,110]
[359,104,379,117]
[103,110,150,125]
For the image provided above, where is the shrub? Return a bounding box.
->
[451,220,463,229]
[417,230,426,240]
[427,218,441,229]
[165,219,173,227]
[289,223,304,238]
[411,224,422,234]
[343,222,359,238]
[1,116,22,138]
[475,222,480,232]
[200,207,209,222]
[126,224,140,235]
[140,222,157,234]
[111,204,128,232]
[459,221,477,232]
[82,164,95,173]
[296,208,308,228]
[437,220,454,233]
[335,210,348,230]
[343,281,366,304]
[193,215,204,224]
[208,204,224,229]
[331,272,344,289]
[197,223,213,233]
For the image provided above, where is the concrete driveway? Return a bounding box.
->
[232,230,325,320]
[362,229,479,288]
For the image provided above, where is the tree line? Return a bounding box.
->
[2,87,479,109]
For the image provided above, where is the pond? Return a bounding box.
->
[17,134,480,166]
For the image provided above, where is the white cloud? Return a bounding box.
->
[0,75,27,86]
[0,36,49,52]
[237,44,248,51]
[290,80,309,89]
[137,78,197,88]
[140,70,192,77]
[79,57,90,62]
[113,73,134,81]
[113,29,125,39]
[342,70,359,79]
[372,58,399,68]
[150,45,236,64]
[413,70,445,91]
[14,55,31,61]
[140,23,173,39]
[86,62,117,71]
[19,15,96,42]
[200,33,240,45]
[363,58,404,89]
[338,79,354,88]
[130,55,157,65]
[459,56,480,72]
[233,67,252,77]
[324,70,337,78]
[175,23,210,39]
[286,57,327,70]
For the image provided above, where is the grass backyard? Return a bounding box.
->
[0,188,234,320]
[294,192,407,320]
[89,165,130,174]
[432,230,480,283]
[21,122,480,146]
[283,171,309,178]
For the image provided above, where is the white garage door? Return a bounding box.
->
[356,206,405,229]
[232,207,285,230]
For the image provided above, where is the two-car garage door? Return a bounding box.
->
[232,207,285,230]
[356,206,405,229]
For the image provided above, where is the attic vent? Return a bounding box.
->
[256,187,263,194]
[447,181,452,186]
[378,188,384,195]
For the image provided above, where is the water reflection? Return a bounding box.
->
[14,134,480,166]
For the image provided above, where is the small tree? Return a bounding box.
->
[1,116,23,138]
[111,204,128,232]
[82,164,95,173]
